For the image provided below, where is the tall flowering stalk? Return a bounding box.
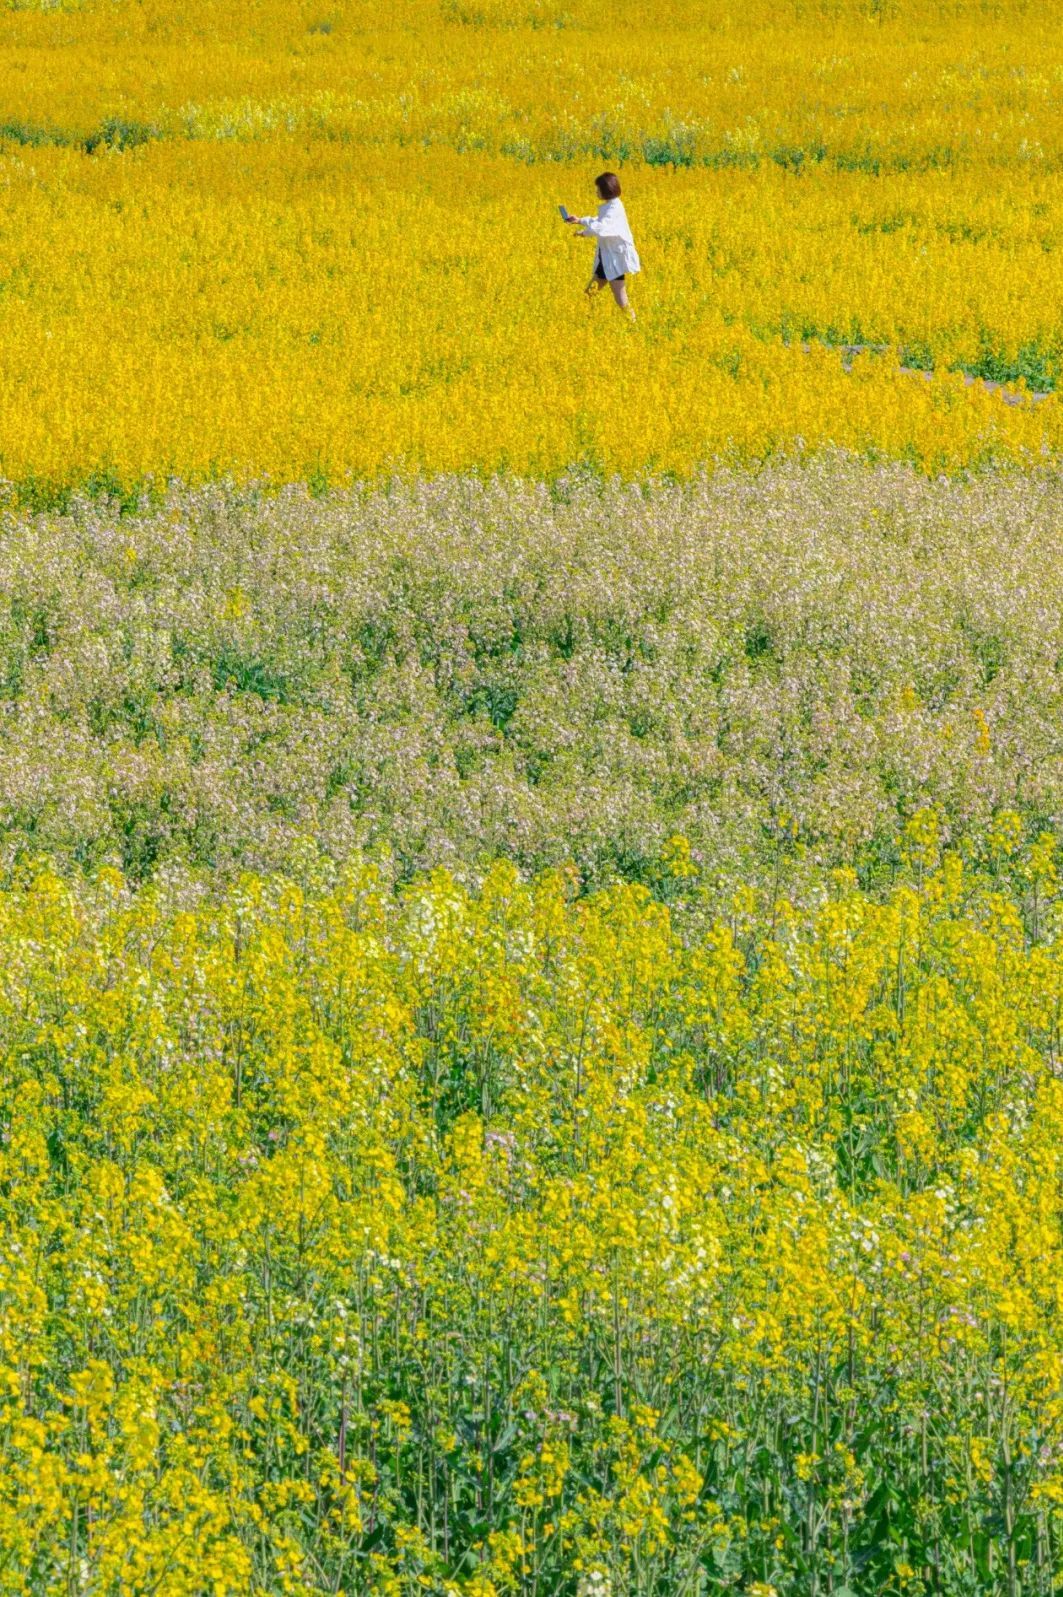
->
[0,842,1062,1591]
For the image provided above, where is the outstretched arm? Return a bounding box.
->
[575,214,622,240]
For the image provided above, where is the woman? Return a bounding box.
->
[565,172,640,321]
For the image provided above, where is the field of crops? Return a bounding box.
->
[3,1,1063,1594]
[2,0,1063,491]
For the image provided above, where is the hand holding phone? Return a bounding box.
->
[559,205,571,220]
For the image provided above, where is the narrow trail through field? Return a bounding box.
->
[803,340,1053,406]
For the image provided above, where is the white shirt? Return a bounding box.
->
[577,198,641,279]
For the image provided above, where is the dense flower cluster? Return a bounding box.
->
[1,838,1062,1594]
[0,0,1062,486]
[0,461,1061,892]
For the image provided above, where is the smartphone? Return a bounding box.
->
[559,205,571,220]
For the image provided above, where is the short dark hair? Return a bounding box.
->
[595,171,621,200]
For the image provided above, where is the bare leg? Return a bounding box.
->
[609,279,636,321]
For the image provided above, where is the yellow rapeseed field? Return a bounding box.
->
[2,837,1063,1594]
[4,5,1063,1593]
[1,0,1062,489]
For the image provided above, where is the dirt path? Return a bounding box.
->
[803,341,1053,407]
